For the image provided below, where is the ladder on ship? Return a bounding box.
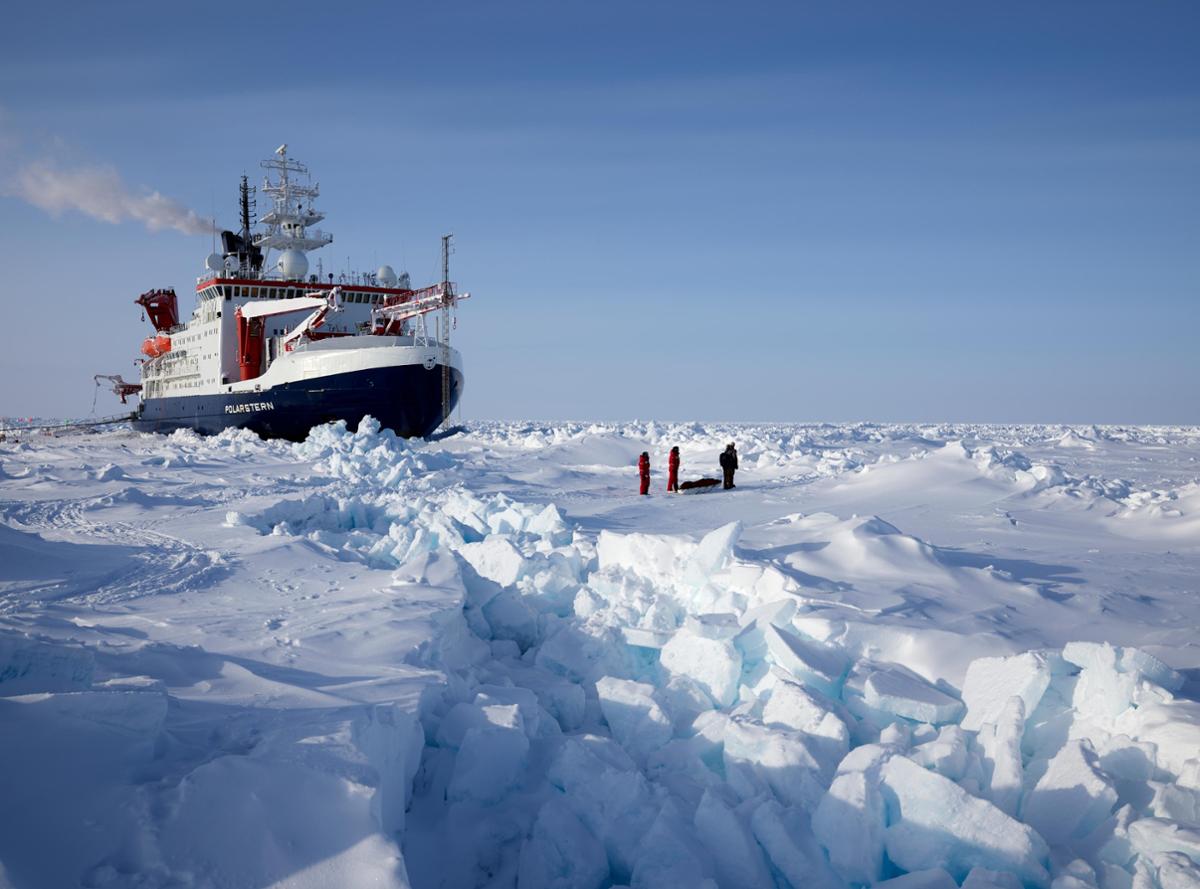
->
[440,234,454,426]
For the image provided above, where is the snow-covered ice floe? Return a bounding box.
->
[1,419,1199,888]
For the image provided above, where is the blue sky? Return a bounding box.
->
[1,1,1197,423]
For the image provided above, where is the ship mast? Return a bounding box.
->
[440,234,454,424]
[255,144,333,273]
[237,175,256,276]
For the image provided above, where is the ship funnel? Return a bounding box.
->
[221,229,264,273]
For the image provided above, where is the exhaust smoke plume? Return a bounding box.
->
[12,161,215,236]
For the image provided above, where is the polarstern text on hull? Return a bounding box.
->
[97,144,471,441]
[225,402,275,414]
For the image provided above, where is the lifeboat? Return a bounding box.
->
[141,335,172,358]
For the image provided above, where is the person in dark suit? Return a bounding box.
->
[719,443,738,490]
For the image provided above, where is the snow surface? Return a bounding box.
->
[1,419,1199,888]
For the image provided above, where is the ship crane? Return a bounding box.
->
[370,283,471,336]
[280,288,346,351]
[234,289,346,381]
[93,374,142,404]
[135,288,179,332]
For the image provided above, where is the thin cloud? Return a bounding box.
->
[12,160,215,236]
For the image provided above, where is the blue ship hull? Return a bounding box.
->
[133,364,463,441]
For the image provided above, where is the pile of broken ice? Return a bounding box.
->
[226,422,1200,889]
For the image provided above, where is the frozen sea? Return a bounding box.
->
[1,419,1198,889]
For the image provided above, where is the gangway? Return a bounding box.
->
[0,414,137,436]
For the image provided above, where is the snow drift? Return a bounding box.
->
[1,419,1198,888]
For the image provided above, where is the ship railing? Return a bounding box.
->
[256,229,333,249]
[195,269,403,288]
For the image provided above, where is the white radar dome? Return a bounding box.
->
[205,252,224,272]
[277,249,309,280]
[377,265,398,287]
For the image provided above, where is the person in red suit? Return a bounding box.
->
[638,451,651,495]
[667,446,680,493]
